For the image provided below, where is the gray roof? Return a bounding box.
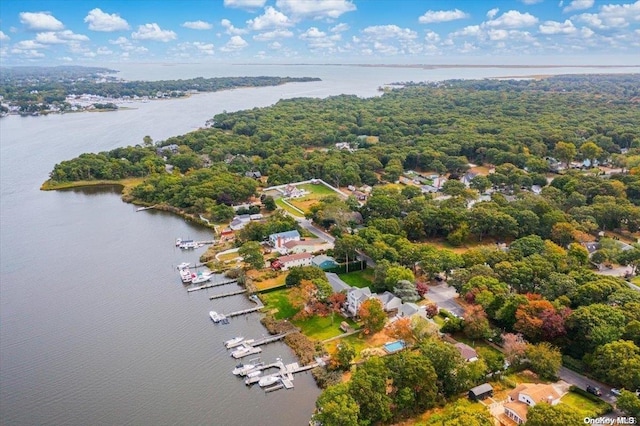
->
[470,383,493,395]
[325,272,351,293]
[270,230,300,240]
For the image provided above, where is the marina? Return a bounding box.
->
[238,358,324,392]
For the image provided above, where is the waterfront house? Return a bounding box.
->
[272,252,313,271]
[503,383,561,425]
[229,214,252,231]
[283,238,332,255]
[346,287,373,317]
[269,230,301,252]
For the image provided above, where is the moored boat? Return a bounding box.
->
[192,272,212,284]
[230,344,262,359]
[177,262,191,270]
[209,311,224,323]
[180,269,195,283]
[224,336,245,349]
[258,375,280,387]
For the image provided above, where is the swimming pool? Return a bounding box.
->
[383,340,405,353]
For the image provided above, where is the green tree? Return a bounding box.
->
[525,403,584,426]
[470,175,492,193]
[313,383,359,426]
[393,279,420,302]
[262,195,276,211]
[358,298,387,334]
[525,342,562,380]
[386,351,438,413]
[332,343,356,371]
[383,265,415,292]
[617,389,640,417]
[238,241,264,270]
[589,340,640,390]
[580,141,604,166]
[554,141,577,168]
[348,357,392,425]
[419,338,469,396]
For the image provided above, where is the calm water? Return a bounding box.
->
[1,64,639,425]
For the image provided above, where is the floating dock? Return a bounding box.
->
[209,289,247,300]
[187,279,237,292]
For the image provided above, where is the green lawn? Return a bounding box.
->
[338,269,374,288]
[561,391,609,417]
[259,289,299,319]
[298,182,339,196]
[450,333,503,357]
[632,276,640,285]
[293,315,349,341]
[324,332,369,360]
[275,198,304,217]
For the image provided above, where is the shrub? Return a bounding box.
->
[311,367,342,389]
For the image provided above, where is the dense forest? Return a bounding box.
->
[45,74,640,424]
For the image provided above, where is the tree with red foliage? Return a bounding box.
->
[424,303,439,318]
[358,298,387,334]
[514,296,570,342]
[502,332,527,366]
[416,281,429,297]
[388,317,415,344]
[328,292,347,324]
[463,305,491,339]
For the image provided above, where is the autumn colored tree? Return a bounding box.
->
[289,279,318,319]
[388,317,415,344]
[463,305,491,340]
[358,298,387,334]
[502,333,527,366]
[514,297,570,342]
[330,343,356,371]
[327,292,346,324]
[425,303,439,318]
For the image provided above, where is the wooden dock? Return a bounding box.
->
[225,306,263,318]
[209,289,247,300]
[187,279,237,292]
[250,332,292,347]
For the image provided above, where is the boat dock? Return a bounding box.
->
[187,279,237,292]
[250,331,292,347]
[225,305,262,318]
[242,359,322,390]
[209,289,247,300]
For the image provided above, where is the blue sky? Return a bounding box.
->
[0,0,638,65]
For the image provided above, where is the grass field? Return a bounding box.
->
[293,315,348,341]
[561,391,609,417]
[250,270,288,291]
[259,288,298,319]
[338,269,374,288]
[275,198,304,217]
[288,182,345,213]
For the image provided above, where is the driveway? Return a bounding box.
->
[426,282,464,317]
[558,367,618,405]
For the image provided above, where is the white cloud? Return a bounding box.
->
[424,30,440,43]
[84,8,130,31]
[418,9,469,24]
[223,0,267,9]
[109,36,130,46]
[13,40,46,50]
[35,30,89,44]
[193,41,215,55]
[60,56,73,61]
[574,1,640,29]
[97,46,113,55]
[246,7,292,31]
[362,25,417,40]
[520,0,543,4]
[300,27,341,50]
[268,41,282,50]
[11,48,45,58]
[275,0,356,20]
[0,31,9,42]
[220,35,248,51]
[182,20,213,30]
[563,0,593,13]
[253,29,293,41]
[19,12,64,31]
[330,23,349,33]
[539,19,577,34]
[581,26,595,38]
[109,36,148,53]
[301,27,326,39]
[373,41,398,55]
[450,25,481,37]
[221,19,246,35]
[132,23,177,42]
[487,8,500,19]
[488,29,509,40]
[486,10,539,28]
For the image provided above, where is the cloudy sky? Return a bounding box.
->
[0,0,639,65]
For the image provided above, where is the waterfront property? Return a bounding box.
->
[271,253,313,271]
[269,230,301,253]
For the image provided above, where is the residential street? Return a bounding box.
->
[426,282,464,317]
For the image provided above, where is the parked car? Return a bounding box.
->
[611,388,622,396]
[587,385,602,396]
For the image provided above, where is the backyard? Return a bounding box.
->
[560,390,611,418]
[288,182,346,214]
[338,269,374,288]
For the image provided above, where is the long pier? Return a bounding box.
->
[187,279,237,292]
[225,305,263,318]
[209,289,247,300]
[250,332,293,347]
[243,359,321,390]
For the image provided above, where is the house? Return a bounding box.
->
[375,291,403,313]
[229,214,252,231]
[245,171,262,179]
[359,185,373,194]
[283,238,332,255]
[433,176,447,190]
[325,272,351,293]
[352,191,367,201]
[335,142,352,151]
[346,287,372,317]
[503,383,561,425]
[272,253,313,270]
[454,342,479,362]
[250,213,263,221]
[283,184,305,198]
[468,383,494,401]
[312,255,339,270]
[396,302,428,319]
[269,230,301,252]
[460,171,478,188]
[156,144,179,155]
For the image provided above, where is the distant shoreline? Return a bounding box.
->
[235,63,639,69]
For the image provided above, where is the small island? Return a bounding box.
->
[0,65,320,116]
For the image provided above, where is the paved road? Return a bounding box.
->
[426,282,464,317]
[558,367,617,405]
[295,217,336,244]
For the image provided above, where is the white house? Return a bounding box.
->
[269,230,301,252]
[503,383,561,425]
[396,302,428,320]
[375,291,403,313]
[283,184,305,199]
[282,238,332,254]
[273,253,313,270]
[346,287,373,317]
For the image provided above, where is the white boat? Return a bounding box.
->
[192,273,212,284]
[246,370,262,378]
[258,375,280,387]
[175,238,182,247]
[209,311,224,323]
[231,344,262,359]
[224,336,245,349]
[176,262,191,270]
[180,269,195,284]
[179,240,199,249]
[232,358,262,376]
